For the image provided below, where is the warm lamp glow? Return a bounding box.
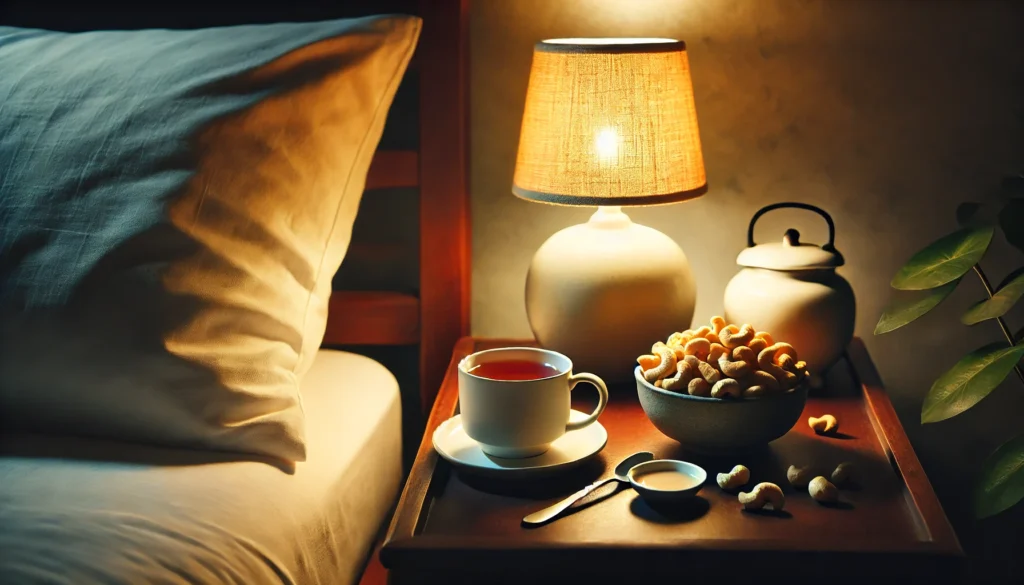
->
[594,127,620,164]
[512,38,707,206]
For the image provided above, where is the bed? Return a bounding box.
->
[0,1,470,583]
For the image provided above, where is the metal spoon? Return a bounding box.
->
[522,451,655,526]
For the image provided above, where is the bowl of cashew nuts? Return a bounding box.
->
[635,316,810,453]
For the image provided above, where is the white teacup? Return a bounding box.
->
[458,347,609,459]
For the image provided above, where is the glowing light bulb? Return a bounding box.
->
[594,127,619,163]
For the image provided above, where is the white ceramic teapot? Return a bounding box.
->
[723,203,855,376]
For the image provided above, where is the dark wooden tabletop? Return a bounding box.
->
[378,337,963,585]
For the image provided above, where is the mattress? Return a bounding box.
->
[0,349,402,585]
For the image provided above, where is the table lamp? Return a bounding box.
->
[513,38,708,383]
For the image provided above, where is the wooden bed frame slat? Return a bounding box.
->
[324,291,420,346]
[416,0,471,411]
[366,150,419,190]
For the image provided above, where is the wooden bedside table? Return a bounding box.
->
[374,337,963,585]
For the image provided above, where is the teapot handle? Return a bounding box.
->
[747,202,837,251]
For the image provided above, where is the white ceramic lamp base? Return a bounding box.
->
[525,207,696,384]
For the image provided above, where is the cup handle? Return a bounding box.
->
[565,372,609,432]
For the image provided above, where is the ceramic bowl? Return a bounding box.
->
[627,459,707,506]
[635,366,807,453]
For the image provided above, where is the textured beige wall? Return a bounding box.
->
[471,0,1023,576]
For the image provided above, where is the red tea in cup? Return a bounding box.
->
[468,360,561,381]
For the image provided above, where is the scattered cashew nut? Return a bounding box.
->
[717,465,750,490]
[738,482,785,511]
[711,378,742,399]
[808,414,839,435]
[831,462,854,486]
[643,344,677,383]
[786,464,815,488]
[808,476,839,504]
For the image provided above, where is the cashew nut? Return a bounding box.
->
[786,464,815,487]
[643,344,678,383]
[691,325,712,339]
[637,354,660,370]
[667,344,686,361]
[738,482,785,511]
[705,331,721,345]
[754,331,775,346]
[710,315,727,335]
[758,344,800,389]
[697,359,722,384]
[720,323,756,349]
[711,378,742,399]
[684,337,711,361]
[733,345,757,366]
[667,330,692,347]
[747,337,768,355]
[688,377,711,397]
[808,414,839,435]
[718,354,753,379]
[748,369,781,393]
[831,462,854,486]
[742,385,766,398]
[708,343,730,365]
[808,476,839,503]
[717,464,750,490]
[661,358,696,392]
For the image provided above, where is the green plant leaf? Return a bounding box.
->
[875,280,960,335]
[921,342,1024,423]
[962,267,1024,325]
[975,435,1024,518]
[1000,199,1024,255]
[892,227,994,290]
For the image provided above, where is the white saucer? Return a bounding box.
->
[432,410,608,479]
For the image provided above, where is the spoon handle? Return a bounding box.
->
[522,477,619,526]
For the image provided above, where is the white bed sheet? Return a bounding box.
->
[0,349,402,585]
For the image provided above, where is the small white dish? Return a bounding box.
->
[432,409,607,479]
[628,459,707,506]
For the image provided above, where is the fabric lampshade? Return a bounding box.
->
[513,38,707,206]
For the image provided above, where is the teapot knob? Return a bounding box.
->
[783,229,800,246]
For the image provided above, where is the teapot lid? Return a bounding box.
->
[737,228,844,270]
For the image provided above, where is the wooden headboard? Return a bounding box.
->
[0,0,472,413]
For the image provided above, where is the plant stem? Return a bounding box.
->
[972,264,1024,385]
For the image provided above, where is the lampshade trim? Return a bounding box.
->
[512,183,708,207]
[536,39,686,55]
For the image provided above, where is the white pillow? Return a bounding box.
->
[0,16,420,461]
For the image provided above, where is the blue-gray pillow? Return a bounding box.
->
[0,16,420,461]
